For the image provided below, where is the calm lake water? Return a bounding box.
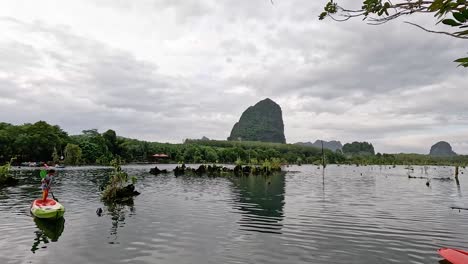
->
[1,165,467,264]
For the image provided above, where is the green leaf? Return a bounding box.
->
[454,57,468,63]
[453,12,466,23]
[463,10,468,19]
[442,19,463,26]
[449,2,459,9]
[428,0,444,12]
[319,12,327,20]
[454,57,468,67]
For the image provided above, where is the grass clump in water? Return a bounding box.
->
[0,158,18,187]
[102,158,139,202]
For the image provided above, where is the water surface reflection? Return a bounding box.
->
[105,200,136,243]
[231,173,285,234]
[31,217,65,253]
[0,165,467,264]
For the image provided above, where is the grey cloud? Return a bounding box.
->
[219,39,258,56]
[94,0,213,24]
[0,18,258,142]
[0,79,20,100]
[0,1,467,153]
[155,0,212,23]
[0,42,41,72]
[236,21,467,102]
[293,116,435,136]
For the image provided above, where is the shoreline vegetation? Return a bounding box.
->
[0,158,19,187]
[1,121,468,168]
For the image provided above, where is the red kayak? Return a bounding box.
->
[438,248,468,264]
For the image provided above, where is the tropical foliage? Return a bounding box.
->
[0,121,68,163]
[342,141,375,156]
[0,158,17,186]
[1,121,468,166]
[64,144,82,165]
[0,160,11,181]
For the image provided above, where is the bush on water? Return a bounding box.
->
[102,158,139,202]
[0,158,19,187]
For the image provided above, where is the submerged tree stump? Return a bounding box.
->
[173,164,282,177]
[149,166,168,175]
[115,184,140,198]
[0,176,19,187]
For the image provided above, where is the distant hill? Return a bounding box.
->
[429,141,457,156]
[342,141,375,156]
[184,136,210,143]
[295,140,342,152]
[228,98,286,143]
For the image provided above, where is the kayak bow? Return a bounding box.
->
[31,198,65,219]
[438,248,468,264]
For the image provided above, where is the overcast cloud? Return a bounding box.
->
[0,0,467,154]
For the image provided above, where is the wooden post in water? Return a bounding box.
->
[321,140,325,186]
[321,141,326,169]
[455,165,460,186]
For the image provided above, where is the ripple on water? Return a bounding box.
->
[0,165,467,264]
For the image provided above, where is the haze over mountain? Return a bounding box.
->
[429,141,457,157]
[295,140,343,152]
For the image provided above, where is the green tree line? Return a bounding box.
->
[1,121,468,166]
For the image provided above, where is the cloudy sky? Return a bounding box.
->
[0,0,467,154]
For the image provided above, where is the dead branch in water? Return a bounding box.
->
[451,206,468,212]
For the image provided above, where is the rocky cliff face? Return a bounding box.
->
[228,98,286,143]
[429,141,456,156]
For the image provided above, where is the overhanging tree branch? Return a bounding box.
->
[319,0,468,67]
[405,21,468,39]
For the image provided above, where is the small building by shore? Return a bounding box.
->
[152,154,169,163]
